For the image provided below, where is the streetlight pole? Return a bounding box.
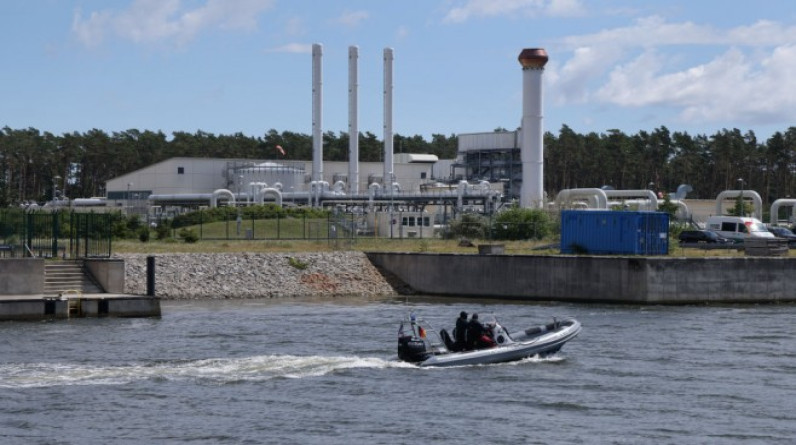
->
[127,182,133,215]
[737,178,744,217]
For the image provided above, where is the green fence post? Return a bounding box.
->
[51,211,58,258]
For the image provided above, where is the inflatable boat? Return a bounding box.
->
[397,313,581,367]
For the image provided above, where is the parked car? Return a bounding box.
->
[705,216,776,242]
[768,226,796,247]
[678,230,731,244]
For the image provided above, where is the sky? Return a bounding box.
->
[3,0,796,144]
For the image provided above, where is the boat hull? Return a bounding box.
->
[417,318,581,368]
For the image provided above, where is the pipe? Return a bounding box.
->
[348,45,359,194]
[769,199,796,225]
[309,181,318,207]
[604,189,659,211]
[478,180,491,193]
[255,188,283,207]
[72,198,106,206]
[457,180,468,210]
[383,47,394,185]
[313,181,329,207]
[668,199,691,221]
[312,43,323,183]
[674,184,693,200]
[555,188,609,210]
[148,194,213,203]
[210,189,235,208]
[715,190,763,220]
[368,183,381,211]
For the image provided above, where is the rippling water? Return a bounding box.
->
[1,297,794,444]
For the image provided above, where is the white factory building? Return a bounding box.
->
[105,154,449,208]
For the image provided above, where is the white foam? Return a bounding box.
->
[0,354,410,388]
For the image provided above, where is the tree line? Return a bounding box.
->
[1,124,796,206]
[544,125,796,206]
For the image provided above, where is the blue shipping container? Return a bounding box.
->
[560,210,669,255]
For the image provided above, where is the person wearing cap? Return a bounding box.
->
[452,311,469,351]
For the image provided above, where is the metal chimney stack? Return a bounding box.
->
[383,47,394,186]
[348,46,359,194]
[312,43,323,183]
[518,48,548,208]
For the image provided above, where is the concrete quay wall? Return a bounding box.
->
[0,259,43,295]
[0,296,161,321]
[84,259,126,293]
[366,252,796,304]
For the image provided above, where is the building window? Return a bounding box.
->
[420,172,427,179]
[178,167,185,174]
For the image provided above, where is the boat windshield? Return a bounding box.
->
[479,314,498,325]
[399,314,445,349]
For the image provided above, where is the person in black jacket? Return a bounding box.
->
[452,311,468,351]
[467,313,496,350]
[466,313,485,349]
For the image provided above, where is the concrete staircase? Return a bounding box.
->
[44,261,104,295]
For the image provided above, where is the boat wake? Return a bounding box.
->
[0,354,414,388]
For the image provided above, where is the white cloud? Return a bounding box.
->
[283,17,305,37]
[72,0,276,47]
[267,43,312,54]
[334,10,369,28]
[395,25,410,41]
[546,0,585,17]
[443,0,584,23]
[549,17,796,126]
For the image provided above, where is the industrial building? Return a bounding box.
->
[105,155,445,210]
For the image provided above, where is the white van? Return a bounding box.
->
[706,216,775,242]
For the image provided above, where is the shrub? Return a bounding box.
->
[137,227,150,243]
[155,222,171,240]
[178,228,199,243]
[491,207,551,240]
[446,213,489,239]
[288,256,308,270]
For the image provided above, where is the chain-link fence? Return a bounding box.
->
[164,209,562,242]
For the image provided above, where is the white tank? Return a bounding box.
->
[237,162,304,192]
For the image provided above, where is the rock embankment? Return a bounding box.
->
[114,252,396,300]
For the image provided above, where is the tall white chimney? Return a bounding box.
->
[518,48,548,208]
[312,43,323,183]
[383,47,394,185]
[348,46,359,194]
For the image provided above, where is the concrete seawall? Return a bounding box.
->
[5,253,794,305]
[366,252,796,304]
[0,259,44,295]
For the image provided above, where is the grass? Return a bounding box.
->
[113,216,792,256]
[171,218,329,240]
[113,235,782,257]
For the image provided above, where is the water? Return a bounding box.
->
[1,297,795,444]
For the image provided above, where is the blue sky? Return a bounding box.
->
[3,0,796,143]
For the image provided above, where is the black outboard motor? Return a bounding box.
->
[398,335,431,363]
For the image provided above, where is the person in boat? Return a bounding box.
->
[467,313,496,350]
[452,311,468,352]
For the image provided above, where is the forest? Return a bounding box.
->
[2,124,796,207]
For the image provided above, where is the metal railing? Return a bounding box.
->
[0,210,112,258]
